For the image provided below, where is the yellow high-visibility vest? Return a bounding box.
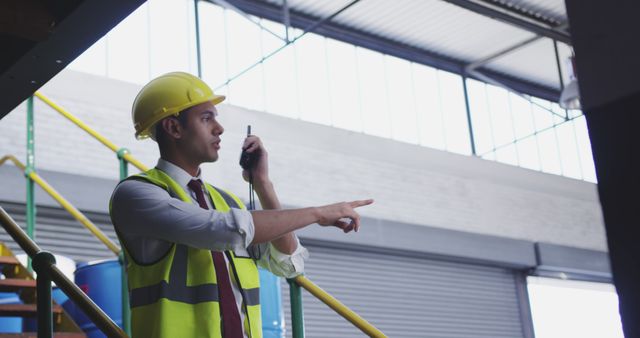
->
[111,168,262,338]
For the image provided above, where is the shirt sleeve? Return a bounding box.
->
[252,236,309,279]
[111,179,254,252]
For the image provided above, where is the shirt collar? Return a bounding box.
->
[156,158,202,190]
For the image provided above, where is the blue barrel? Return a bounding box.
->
[70,261,283,337]
[73,259,122,338]
[259,268,284,338]
[0,292,22,332]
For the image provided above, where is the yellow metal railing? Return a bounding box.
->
[0,155,120,254]
[0,207,126,337]
[33,92,148,173]
[33,92,386,338]
[294,275,385,337]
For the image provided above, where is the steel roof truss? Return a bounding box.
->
[439,0,571,44]
[208,0,288,42]
[211,0,560,102]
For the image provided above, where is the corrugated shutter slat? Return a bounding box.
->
[0,203,117,262]
[281,244,525,338]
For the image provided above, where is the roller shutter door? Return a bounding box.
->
[281,243,527,338]
[1,202,528,337]
[0,202,117,262]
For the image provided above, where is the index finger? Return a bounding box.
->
[349,199,374,208]
[243,136,259,149]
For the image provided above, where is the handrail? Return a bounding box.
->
[0,155,121,254]
[33,92,141,335]
[34,91,149,172]
[0,206,127,337]
[293,275,386,337]
[31,91,386,337]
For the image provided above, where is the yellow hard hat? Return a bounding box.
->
[132,72,225,140]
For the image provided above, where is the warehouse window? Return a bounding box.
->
[527,277,624,338]
[466,79,595,181]
[66,0,596,182]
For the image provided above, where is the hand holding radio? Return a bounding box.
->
[240,126,254,170]
[239,148,257,171]
[240,125,268,184]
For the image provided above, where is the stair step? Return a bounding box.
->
[0,256,20,266]
[0,278,36,291]
[0,304,62,317]
[0,334,86,338]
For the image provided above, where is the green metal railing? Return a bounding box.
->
[116,147,132,333]
[26,96,35,272]
[0,208,127,338]
[287,278,305,337]
[35,92,139,335]
[0,155,121,254]
[28,92,386,337]
[1,154,128,336]
[12,92,133,337]
[290,275,386,338]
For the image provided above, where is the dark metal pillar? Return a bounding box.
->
[33,251,56,338]
[565,1,640,337]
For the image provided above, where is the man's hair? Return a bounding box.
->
[154,110,190,147]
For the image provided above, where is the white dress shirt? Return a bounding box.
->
[110,159,308,336]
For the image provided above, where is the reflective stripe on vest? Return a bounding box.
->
[130,245,261,307]
[112,168,262,338]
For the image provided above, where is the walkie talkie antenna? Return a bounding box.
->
[247,125,255,211]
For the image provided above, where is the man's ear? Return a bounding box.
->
[160,117,183,140]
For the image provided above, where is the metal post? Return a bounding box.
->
[194,0,203,78]
[1,207,127,338]
[119,252,131,336]
[33,251,56,338]
[116,148,131,336]
[287,278,305,338]
[462,76,477,156]
[215,0,361,91]
[117,148,130,180]
[463,25,569,121]
[26,96,36,272]
[211,0,287,43]
[282,0,291,42]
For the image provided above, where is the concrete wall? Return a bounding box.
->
[0,70,607,252]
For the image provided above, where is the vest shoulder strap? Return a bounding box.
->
[204,183,246,210]
[128,168,192,202]
[127,174,165,190]
[127,168,244,210]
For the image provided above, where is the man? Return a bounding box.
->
[109,72,373,338]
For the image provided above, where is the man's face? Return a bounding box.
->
[177,101,224,164]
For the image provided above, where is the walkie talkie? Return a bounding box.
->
[239,125,256,210]
[239,125,256,170]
